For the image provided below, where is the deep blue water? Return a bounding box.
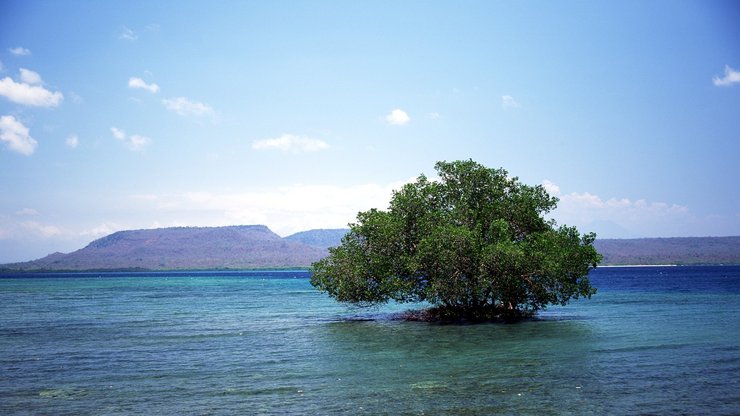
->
[0,266,738,415]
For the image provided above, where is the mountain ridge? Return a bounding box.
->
[2,225,331,271]
[593,236,740,266]
[1,226,738,271]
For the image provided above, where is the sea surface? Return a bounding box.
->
[1,266,738,415]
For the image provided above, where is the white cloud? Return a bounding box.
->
[22,221,62,237]
[80,222,125,237]
[385,108,410,125]
[429,112,441,120]
[66,134,79,148]
[713,65,740,87]
[0,115,38,155]
[128,179,411,236]
[544,180,694,238]
[119,26,138,41]
[541,179,560,196]
[501,95,521,109]
[252,134,329,153]
[0,69,63,107]
[128,134,151,150]
[162,97,214,117]
[110,127,150,151]
[9,47,31,56]
[19,68,42,85]
[128,77,159,93]
[110,127,126,140]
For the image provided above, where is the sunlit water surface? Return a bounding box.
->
[1,266,738,415]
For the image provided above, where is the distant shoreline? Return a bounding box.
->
[599,264,678,268]
[2,227,738,271]
[0,267,312,275]
[5,264,740,277]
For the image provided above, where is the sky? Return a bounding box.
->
[0,0,739,262]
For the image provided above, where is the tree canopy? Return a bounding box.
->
[310,160,601,322]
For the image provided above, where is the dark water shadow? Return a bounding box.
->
[332,306,595,325]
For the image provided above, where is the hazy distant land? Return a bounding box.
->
[2,226,330,272]
[594,236,740,266]
[1,226,738,272]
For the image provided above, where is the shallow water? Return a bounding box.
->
[1,267,738,415]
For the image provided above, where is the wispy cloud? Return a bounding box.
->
[66,134,79,149]
[110,127,125,140]
[9,47,31,56]
[0,69,63,107]
[252,134,329,153]
[119,26,138,41]
[0,115,38,156]
[501,95,521,109]
[128,77,159,93]
[22,221,62,237]
[15,208,38,216]
[385,108,410,125]
[68,91,83,104]
[110,127,150,151]
[713,65,740,87]
[119,24,159,41]
[162,97,214,117]
[128,135,150,150]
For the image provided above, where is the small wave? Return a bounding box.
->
[596,342,694,354]
[410,380,449,390]
[38,387,88,399]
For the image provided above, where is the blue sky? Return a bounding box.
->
[1,1,739,262]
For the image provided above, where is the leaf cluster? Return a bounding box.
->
[310,160,601,320]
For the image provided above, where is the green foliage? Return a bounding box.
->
[310,160,602,321]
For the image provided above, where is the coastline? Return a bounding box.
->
[599,264,678,268]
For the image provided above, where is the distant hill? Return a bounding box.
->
[283,228,347,249]
[1,226,738,272]
[285,230,740,266]
[594,236,740,265]
[3,225,328,271]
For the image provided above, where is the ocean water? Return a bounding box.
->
[1,266,738,415]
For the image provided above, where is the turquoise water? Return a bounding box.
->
[1,267,738,415]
